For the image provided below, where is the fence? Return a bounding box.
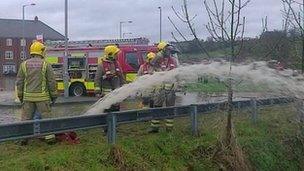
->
[0,97,293,144]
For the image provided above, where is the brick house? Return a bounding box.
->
[0,16,64,76]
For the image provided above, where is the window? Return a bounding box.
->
[125,52,140,70]
[20,51,26,60]
[141,52,148,61]
[5,51,14,59]
[3,64,16,74]
[20,39,26,47]
[88,51,103,58]
[6,39,12,46]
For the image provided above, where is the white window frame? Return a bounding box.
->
[3,64,16,74]
[6,38,12,46]
[20,39,26,47]
[5,51,14,59]
[20,51,26,60]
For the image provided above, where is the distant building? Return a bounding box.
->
[0,16,64,76]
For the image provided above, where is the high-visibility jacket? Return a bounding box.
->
[151,51,177,71]
[151,52,178,88]
[16,57,57,102]
[94,59,125,92]
[159,56,177,71]
[137,62,155,76]
[102,60,122,78]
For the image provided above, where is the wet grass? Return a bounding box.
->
[0,104,303,170]
[185,78,267,93]
[235,106,304,171]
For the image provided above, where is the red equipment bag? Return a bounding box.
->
[55,132,80,144]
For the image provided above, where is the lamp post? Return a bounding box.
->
[158,6,162,42]
[63,0,69,98]
[22,3,35,59]
[123,32,132,38]
[119,20,132,39]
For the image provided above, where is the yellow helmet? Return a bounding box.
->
[146,52,156,62]
[157,41,168,51]
[30,41,46,58]
[104,45,120,59]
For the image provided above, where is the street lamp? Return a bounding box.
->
[158,6,162,42]
[119,20,132,39]
[123,32,132,38]
[63,0,69,98]
[22,3,36,59]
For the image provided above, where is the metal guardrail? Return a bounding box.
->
[0,97,294,144]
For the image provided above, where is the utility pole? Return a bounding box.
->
[119,22,123,39]
[158,6,162,42]
[302,0,304,74]
[64,0,69,97]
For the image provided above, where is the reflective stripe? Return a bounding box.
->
[21,62,28,91]
[165,119,174,123]
[164,84,174,89]
[41,61,47,93]
[151,120,160,124]
[23,93,50,101]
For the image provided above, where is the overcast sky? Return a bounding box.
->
[0,0,284,43]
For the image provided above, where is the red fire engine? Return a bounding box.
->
[45,38,157,96]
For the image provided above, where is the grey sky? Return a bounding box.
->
[0,0,283,43]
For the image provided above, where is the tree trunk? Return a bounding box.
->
[301,31,304,74]
[226,78,233,145]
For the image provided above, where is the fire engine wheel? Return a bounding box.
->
[70,83,86,97]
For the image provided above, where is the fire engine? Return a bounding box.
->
[45,38,157,96]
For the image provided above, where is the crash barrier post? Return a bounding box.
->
[107,113,117,144]
[251,97,258,123]
[33,110,41,135]
[190,105,198,136]
[237,101,241,115]
[296,99,304,123]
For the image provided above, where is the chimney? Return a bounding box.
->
[34,16,38,22]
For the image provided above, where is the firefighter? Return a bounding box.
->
[152,41,178,71]
[149,41,178,133]
[137,52,156,76]
[137,52,156,108]
[16,41,57,145]
[94,45,125,112]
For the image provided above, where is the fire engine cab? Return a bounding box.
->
[45,38,157,96]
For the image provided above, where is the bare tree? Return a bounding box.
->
[204,0,250,145]
[282,0,304,73]
[170,32,186,52]
[170,0,211,58]
[204,1,251,169]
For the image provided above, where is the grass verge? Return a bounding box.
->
[0,104,303,170]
